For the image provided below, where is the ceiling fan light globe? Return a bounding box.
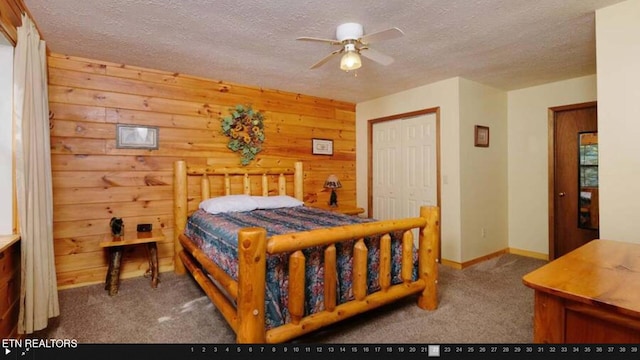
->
[340,51,362,71]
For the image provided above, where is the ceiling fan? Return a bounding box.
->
[296,22,404,72]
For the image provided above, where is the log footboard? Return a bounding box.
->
[178,206,440,343]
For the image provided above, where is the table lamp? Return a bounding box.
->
[324,174,342,207]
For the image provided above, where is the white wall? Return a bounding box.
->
[357,72,599,263]
[356,1,635,262]
[357,77,509,263]
[0,37,13,235]
[596,0,640,242]
[356,77,463,262]
[507,75,597,255]
[459,78,508,261]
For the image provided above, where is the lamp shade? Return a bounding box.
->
[324,174,342,189]
[340,51,361,71]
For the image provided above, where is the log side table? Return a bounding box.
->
[99,229,164,296]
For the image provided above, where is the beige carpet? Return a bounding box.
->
[33,253,546,344]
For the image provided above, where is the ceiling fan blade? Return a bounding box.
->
[296,36,342,45]
[309,49,342,69]
[359,27,404,45]
[360,47,394,66]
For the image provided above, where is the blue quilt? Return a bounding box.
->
[184,206,417,330]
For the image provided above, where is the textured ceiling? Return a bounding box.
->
[24,0,625,104]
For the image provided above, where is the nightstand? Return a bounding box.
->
[99,229,164,296]
[307,203,365,216]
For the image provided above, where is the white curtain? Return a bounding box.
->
[13,13,59,334]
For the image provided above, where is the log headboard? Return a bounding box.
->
[172,160,304,273]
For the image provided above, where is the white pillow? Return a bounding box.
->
[252,195,304,209]
[199,195,258,214]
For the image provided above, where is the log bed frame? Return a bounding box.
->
[173,160,440,343]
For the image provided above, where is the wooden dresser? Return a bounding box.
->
[522,239,640,343]
[0,235,20,338]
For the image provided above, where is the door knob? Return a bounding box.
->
[558,192,566,197]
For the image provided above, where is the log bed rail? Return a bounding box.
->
[173,160,440,343]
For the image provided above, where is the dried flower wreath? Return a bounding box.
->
[221,104,265,166]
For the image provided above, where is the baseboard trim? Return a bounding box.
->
[57,265,174,290]
[441,247,548,269]
[439,258,463,269]
[508,247,548,261]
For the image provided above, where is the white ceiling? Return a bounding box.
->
[24,0,625,104]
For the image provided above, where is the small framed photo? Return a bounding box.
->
[474,125,490,147]
[312,138,333,155]
[116,124,159,149]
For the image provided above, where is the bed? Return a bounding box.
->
[173,160,440,343]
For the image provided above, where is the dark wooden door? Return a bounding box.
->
[552,104,598,259]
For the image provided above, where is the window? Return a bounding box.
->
[0,34,14,234]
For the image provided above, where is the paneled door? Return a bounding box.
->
[372,119,400,220]
[371,111,438,245]
[550,102,598,259]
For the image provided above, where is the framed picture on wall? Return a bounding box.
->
[116,124,159,149]
[474,125,490,147]
[312,138,333,155]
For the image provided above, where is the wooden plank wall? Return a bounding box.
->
[48,53,356,289]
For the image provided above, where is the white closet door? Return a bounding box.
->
[372,113,437,224]
[402,114,437,218]
[372,120,400,220]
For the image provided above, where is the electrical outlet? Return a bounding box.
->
[481,228,486,238]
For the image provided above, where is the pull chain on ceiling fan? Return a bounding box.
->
[296,22,404,72]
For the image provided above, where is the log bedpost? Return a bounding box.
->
[278,174,286,195]
[201,174,210,201]
[262,174,269,196]
[401,230,414,283]
[173,160,187,275]
[417,205,440,310]
[324,245,337,311]
[243,174,251,195]
[353,239,368,301]
[379,234,391,291]
[237,227,267,343]
[288,251,306,324]
[224,174,231,195]
[294,161,303,201]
